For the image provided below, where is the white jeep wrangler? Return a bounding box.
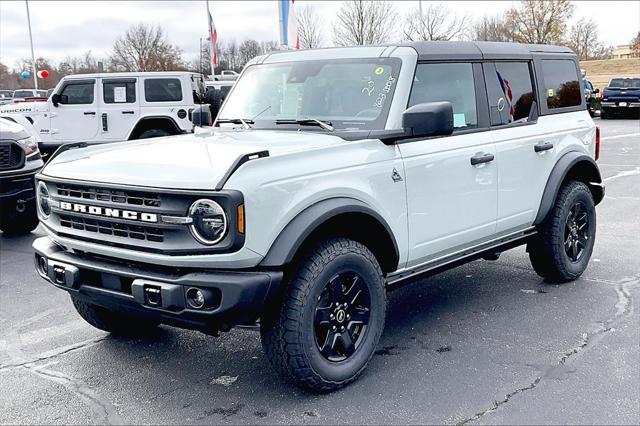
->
[32,42,603,392]
[0,72,206,154]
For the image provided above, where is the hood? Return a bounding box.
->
[42,128,344,189]
[0,101,49,114]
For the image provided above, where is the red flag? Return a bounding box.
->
[208,10,218,66]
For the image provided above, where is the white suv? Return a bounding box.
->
[32,42,603,392]
[0,72,205,154]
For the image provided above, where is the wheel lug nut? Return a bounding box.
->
[341,326,345,331]
[330,314,334,319]
[332,325,336,331]
[347,314,350,319]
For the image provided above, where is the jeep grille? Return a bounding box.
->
[0,142,25,171]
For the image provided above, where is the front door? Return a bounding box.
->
[99,78,140,141]
[399,62,497,267]
[51,79,100,142]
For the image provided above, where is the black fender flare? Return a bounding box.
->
[128,116,182,140]
[534,151,604,225]
[260,197,399,270]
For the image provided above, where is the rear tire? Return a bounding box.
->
[71,296,159,336]
[260,238,386,392]
[527,180,596,282]
[138,129,171,139]
[600,108,609,119]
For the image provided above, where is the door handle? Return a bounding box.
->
[122,110,135,114]
[470,153,495,166]
[83,111,96,115]
[534,142,554,152]
[101,113,108,131]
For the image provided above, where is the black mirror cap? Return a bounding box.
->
[593,88,600,94]
[402,101,454,139]
[192,104,212,127]
[51,93,60,106]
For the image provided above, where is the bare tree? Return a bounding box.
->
[404,3,469,41]
[473,14,513,42]
[238,39,262,68]
[110,23,184,72]
[631,31,640,58]
[566,18,606,60]
[297,5,324,48]
[333,0,397,46]
[505,0,575,45]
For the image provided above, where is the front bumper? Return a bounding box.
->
[0,168,39,207]
[33,236,283,332]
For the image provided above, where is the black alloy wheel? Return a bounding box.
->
[564,201,590,262]
[314,272,371,362]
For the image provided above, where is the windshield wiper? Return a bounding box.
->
[275,118,334,131]
[216,118,254,129]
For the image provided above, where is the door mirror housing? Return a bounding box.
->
[375,101,454,144]
[191,104,212,127]
[593,88,600,94]
[402,101,454,139]
[51,94,60,107]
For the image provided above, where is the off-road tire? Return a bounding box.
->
[0,203,39,235]
[260,238,386,393]
[138,129,171,139]
[205,88,222,119]
[71,296,159,336]
[527,180,596,282]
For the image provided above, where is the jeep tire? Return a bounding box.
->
[71,296,159,336]
[260,238,386,392]
[0,202,39,235]
[138,129,171,139]
[528,180,596,282]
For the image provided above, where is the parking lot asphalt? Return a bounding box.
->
[1,117,639,425]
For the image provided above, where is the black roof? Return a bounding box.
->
[399,41,575,61]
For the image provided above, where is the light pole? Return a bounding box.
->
[25,0,38,90]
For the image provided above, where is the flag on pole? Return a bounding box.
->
[206,0,218,67]
[278,0,299,49]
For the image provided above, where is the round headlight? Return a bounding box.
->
[188,199,227,245]
[37,181,51,218]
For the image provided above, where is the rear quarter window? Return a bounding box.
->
[542,59,581,109]
[144,78,182,102]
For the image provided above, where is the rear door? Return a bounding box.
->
[399,62,497,267]
[51,79,100,142]
[99,77,140,141]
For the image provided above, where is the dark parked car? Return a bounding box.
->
[601,77,640,119]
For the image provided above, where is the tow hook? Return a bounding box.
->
[16,199,26,213]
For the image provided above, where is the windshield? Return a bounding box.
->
[13,90,33,98]
[0,90,12,98]
[609,78,640,88]
[218,58,401,131]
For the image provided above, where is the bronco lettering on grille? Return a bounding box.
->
[59,202,158,223]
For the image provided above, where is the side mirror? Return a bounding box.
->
[51,94,60,107]
[192,104,212,127]
[402,101,454,139]
[593,88,600,94]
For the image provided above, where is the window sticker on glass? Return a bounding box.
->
[453,113,466,128]
[547,88,554,97]
[114,86,127,103]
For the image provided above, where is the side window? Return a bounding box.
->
[483,62,534,125]
[103,80,136,103]
[59,82,95,104]
[542,59,581,109]
[144,78,182,102]
[409,63,477,129]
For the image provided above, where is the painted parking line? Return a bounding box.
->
[601,132,640,141]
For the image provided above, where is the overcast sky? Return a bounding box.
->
[1,0,638,68]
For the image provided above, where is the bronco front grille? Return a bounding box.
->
[59,214,164,242]
[0,142,25,171]
[56,183,161,207]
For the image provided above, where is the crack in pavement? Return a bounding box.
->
[1,312,122,425]
[456,275,638,425]
[30,362,123,425]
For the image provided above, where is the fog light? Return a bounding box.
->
[186,287,205,309]
[38,256,48,275]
